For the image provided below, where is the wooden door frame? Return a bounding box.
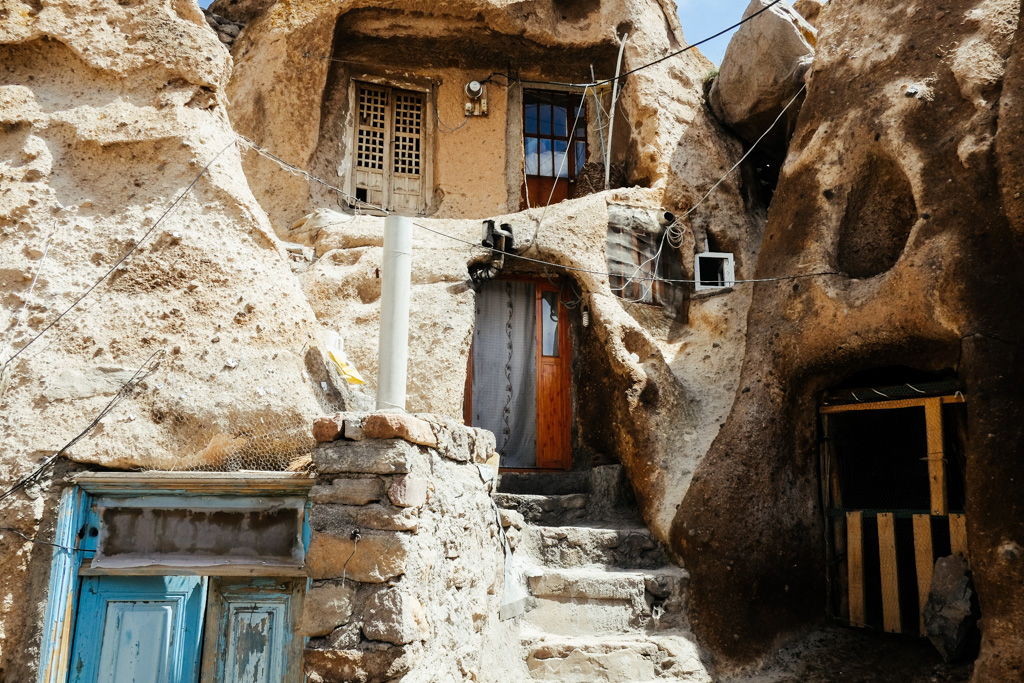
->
[534,281,572,470]
[821,394,968,635]
[347,76,435,215]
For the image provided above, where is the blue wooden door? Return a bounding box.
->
[69,576,206,683]
[200,578,304,683]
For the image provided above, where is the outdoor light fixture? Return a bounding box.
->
[464,80,488,116]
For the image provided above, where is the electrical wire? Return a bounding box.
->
[515,0,787,89]
[665,81,807,249]
[2,223,55,359]
[536,86,590,228]
[0,349,164,506]
[0,527,80,553]
[436,107,470,133]
[242,133,837,286]
[1,140,235,372]
[303,0,786,92]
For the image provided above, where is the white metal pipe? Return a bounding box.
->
[605,32,628,191]
[376,215,413,411]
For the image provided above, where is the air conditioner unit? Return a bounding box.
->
[694,251,735,291]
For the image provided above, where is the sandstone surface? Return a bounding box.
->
[675,2,1024,680]
[0,0,343,674]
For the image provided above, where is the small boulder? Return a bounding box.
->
[923,555,979,662]
[708,0,817,160]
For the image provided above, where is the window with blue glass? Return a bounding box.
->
[523,89,587,207]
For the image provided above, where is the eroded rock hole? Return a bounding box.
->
[553,0,599,22]
[837,154,917,278]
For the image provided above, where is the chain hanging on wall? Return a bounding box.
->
[500,281,515,455]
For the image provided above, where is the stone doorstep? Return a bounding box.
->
[520,523,671,569]
[492,492,589,524]
[530,567,654,601]
[494,492,589,511]
[526,567,688,635]
[522,631,711,683]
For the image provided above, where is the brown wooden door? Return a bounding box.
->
[535,284,571,469]
[523,176,570,208]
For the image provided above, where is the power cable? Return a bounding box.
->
[0,527,80,553]
[666,81,806,248]
[304,0,787,92]
[0,349,164,506]
[516,0,788,89]
[1,140,235,372]
[241,134,837,286]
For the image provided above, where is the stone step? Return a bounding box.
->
[522,631,711,682]
[497,470,590,495]
[525,567,688,636]
[493,492,589,525]
[519,522,670,569]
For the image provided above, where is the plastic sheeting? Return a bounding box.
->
[472,281,537,468]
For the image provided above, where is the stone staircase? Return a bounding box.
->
[494,466,711,682]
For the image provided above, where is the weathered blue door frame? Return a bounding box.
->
[37,473,314,683]
[69,575,207,683]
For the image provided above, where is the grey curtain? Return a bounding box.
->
[472,281,537,468]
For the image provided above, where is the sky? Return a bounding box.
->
[198,0,778,66]
[676,0,767,66]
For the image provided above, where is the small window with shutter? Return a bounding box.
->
[353,82,428,215]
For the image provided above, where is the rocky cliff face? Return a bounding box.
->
[220,0,769,547]
[675,1,1024,680]
[0,0,340,675]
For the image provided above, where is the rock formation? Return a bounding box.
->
[709,0,816,160]
[0,0,340,674]
[223,0,768,547]
[674,1,1024,680]
[2,0,1022,679]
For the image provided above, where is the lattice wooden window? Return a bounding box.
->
[352,82,428,215]
[356,84,387,172]
[392,92,423,177]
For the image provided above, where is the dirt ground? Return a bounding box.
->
[722,626,974,683]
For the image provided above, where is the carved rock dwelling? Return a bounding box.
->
[0,0,1021,681]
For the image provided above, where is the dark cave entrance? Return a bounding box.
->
[819,376,969,637]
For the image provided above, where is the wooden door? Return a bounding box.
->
[524,176,570,208]
[69,575,206,683]
[200,578,304,683]
[354,83,389,208]
[390,90,425,215]
[535,284,571,469]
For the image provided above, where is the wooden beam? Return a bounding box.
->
[925,398,948,515]
[847,511,866,627]
[913,514,934,636]
[820,394,964,414]
[949,514,969,561]
[878,512,902,633]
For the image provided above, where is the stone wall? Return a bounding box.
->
[303,411,513,682]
